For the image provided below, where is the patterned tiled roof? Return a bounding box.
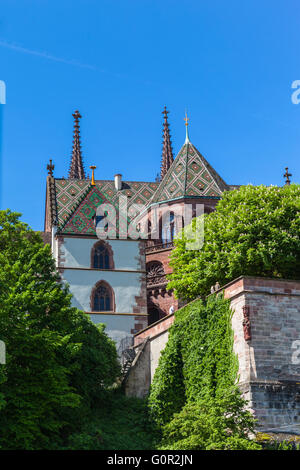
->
[52,140,229,234]
[151,142,228,203]
[55,178,159,229]
[59,184,116,235]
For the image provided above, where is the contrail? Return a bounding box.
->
[0,39,96,70]
[0,38,155,85]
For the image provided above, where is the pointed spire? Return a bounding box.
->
[160,106,174,180]
[68,110,86,179]
[184,110,190,144]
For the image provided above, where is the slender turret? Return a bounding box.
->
[160,106,174,180]
[68,110,86,179]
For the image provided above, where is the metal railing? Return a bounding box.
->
[145,240,174,254]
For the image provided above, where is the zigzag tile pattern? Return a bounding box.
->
[55,179,159,228]
[152,143,228,203]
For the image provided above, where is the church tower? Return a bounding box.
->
[145,111,230,323]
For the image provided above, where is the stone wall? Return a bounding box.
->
[124,313,174,395]
[223,276,300,433]
[124,339,151,399]
[128,276,300,434]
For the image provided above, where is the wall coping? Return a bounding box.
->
[219,276,300,301]
[133,312,175,344]
[214,275,300,293]
[134,275,300,342]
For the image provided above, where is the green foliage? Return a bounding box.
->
[168,184,300,300]
[149,295,259,450]
[0,210,120,449]
[147,329,185,426]
[265,441,300,450]
[256,433,300,450]
[66,389,158,450]
[159,395,260,450]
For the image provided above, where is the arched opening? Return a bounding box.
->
[148,305,160,325]
[91,240,114,269]
[146,261,166,287]
[91,281,115,312]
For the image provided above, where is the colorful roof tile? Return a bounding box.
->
[54,178,159,230]
[151,141,228,203]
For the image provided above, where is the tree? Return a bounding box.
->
[0,210,120,449]
[168,184,300,300]
[159,392,260,450]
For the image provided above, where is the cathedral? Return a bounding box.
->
[44,107,238,346]
[43,109,300,434]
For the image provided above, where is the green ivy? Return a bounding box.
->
[148,295,260,450]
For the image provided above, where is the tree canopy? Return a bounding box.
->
[168,184,300,300]
[0,210,120,449]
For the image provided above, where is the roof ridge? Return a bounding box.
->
[55,177,158,185]
[190,143,228,192]
[150,142,188,203]
[49,175,58,225]
[183,142,189,195]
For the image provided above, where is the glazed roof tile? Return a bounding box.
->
[151,141,228,203]
[55,178,159,230]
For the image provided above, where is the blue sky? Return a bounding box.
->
[0,0,299,230]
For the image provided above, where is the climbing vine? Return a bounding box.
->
[148,294,260,450]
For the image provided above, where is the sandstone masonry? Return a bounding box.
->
[125,276,300,434]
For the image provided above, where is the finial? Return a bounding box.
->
[90,165,96,185]
[47,159,55,177]
[73,109,81,122]
[283,167,292,185]
[162,106,169,118]
[184,110,190,144]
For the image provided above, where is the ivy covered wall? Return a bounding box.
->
[148,295,259,450]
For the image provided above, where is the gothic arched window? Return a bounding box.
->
[91,241,114,269]
[146,261,166,287]
[91,281,115,312]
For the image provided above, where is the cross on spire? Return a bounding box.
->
[184,110,190,144]
[47,159,54,176]
[160,106,174,180]
[68,110,86,179]
[283,167,292,185]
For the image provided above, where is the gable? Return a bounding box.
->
[58,185,115,235]
[58,183,141,237]
[151,142,228,203]
[54,178,159,227]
